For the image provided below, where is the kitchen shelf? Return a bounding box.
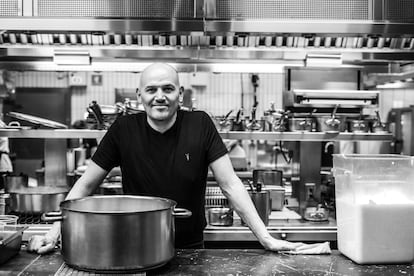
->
[221,131,393,141]
[0,129,107,139]
[0,129,393,141]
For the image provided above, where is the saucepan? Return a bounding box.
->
[315,107,347,132]
[42,195,192,273]
[208,207,233,226]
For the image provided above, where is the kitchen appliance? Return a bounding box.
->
[44,195,191,273]
[333,154,414,264]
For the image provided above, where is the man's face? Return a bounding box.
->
[138,65,181,122]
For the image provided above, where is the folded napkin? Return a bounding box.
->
[283,241,331,255]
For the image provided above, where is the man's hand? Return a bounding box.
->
[261,236,304,251]
[27,235,58,254]
[261,236,331,254]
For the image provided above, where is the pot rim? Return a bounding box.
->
[8,186,69,195]
[59,195,178,215]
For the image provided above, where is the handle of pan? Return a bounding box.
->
[173,208,192,218]
[41,211,63,222]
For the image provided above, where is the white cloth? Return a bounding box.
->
[284,242,331,255]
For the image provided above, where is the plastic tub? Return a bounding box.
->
[333,154,414,264]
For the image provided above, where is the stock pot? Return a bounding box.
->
[44,195,191,273]
[8,186,68,213]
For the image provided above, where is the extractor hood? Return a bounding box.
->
[0,0,414,72]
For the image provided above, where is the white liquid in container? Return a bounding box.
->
[336,199,414,264]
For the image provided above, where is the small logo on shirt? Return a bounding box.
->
[185,153,190,161]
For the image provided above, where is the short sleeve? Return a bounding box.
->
[91,120,121,171]
[202,112,228,164]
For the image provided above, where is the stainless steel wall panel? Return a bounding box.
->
[36,0,194,18]
[214,0,370,20]
[0,0,20,16]
[385,0,414,23]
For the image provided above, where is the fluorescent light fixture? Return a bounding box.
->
[208,63,287,73]
[54,50,91,65]
[306,53,342,67]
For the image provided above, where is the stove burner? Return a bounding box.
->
[55,263,146,276]
[9,212,54,225]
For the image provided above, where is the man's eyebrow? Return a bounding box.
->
[145,84,175,89]
[144,85,158,90]
[163,84,175,88]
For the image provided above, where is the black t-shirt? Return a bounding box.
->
[92,110,228,247]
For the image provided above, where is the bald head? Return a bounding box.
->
[137,63,183,132]
[139,63,180,89]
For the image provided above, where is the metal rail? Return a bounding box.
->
[0,129,393,141]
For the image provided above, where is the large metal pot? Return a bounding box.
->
[46,195,191,273]
[8,186,68,213]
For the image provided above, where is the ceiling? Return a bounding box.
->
[0,0,414,85]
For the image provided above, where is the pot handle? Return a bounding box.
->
[41,211,63,222]
[173,208,192,218]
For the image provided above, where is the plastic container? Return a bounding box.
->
[333,154,414,264]
[263,186,285,211]
[0,225,28,264]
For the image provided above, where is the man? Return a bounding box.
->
[28,63,320,253]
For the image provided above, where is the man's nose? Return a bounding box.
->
[154,89,166,102]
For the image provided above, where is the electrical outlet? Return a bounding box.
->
[69,72,87,86]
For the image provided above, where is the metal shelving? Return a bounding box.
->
[0,129,393,141]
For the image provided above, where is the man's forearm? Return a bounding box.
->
[221,178,273,245]
[45,162,108,240]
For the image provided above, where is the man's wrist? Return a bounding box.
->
[258,234,274,248]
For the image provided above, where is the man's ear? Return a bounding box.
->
[136,88,142,103]
[179,86,184,104]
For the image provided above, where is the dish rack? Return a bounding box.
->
[205,186,229,208]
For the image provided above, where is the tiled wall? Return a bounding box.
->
[12,70,414,124]
[13,71,283,123]
[379,87,414,120]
